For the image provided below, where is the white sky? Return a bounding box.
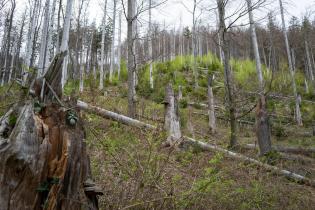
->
[14,0,315,40]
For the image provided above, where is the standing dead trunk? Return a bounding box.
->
[279,0,303,126]
[148,0,154,89]
[247,0,272,155]
[117,11,122,80]
[216,0,237,148]
[208,76,216,134]
[99,0,108,90]
[127,0,137,118]
[164,83,181,145]
[109,0,117,82]
[60,0,74,89]
[38,0,51,77]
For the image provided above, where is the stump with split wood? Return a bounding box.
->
[0,53,102,210]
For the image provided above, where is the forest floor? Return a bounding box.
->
[1,83,315,209]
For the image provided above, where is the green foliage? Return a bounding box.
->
[178,98,188,109]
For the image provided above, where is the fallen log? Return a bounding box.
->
[77,100,156,130]
[245,144,315,157]
[76,101,315,187]
[0,53,101,210]
[184,137,315,187]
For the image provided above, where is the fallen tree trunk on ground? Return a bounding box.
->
[77,100,155,130]
[0,53,101,210]
[245,144,315,157]
[76,101,315,188]
[184,137,315,187]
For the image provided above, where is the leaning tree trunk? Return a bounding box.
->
[0,53,102,210]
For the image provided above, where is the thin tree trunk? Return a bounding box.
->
[117,10,122,79]
[247,0,272,155]
[37,0,51,77]
[217,0,237,148]
[127,0,137,118]
[208,76,216,134]
[99,0,108,90]
[60,0,74,89]
[109,0,117,82]
[279,0,302,126]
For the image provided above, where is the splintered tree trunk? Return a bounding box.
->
[0,53,101,210]
[164,83,181,145]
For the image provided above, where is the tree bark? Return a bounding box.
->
[247,0,272,155]
[279,0,303,126]
[216,0,237,148]
[164,83,182,144]
[109,0,117,82]
[127,0,137,118]
[208,76,216,134]
[99,0,108,90]
[0,53,101,210]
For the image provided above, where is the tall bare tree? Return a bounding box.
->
[247,0,272,155]
[279,0,302,126]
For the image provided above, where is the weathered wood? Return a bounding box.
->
[76,102,314,187]
[184,137,315,187]
[77,100,155,130]
[246,144,315,157]
[0,51,101,210]
[164,83,182,144]
[0,102,101,210]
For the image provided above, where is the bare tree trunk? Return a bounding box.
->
[38,0,51,77]
[279,0,303,126]
[117,10,122,79]
[217,0,237,148]
[305,40,314,81]
[127,0,137,118]
[99,0,108,90]
[60,0,74,89]
[148,0,153,89]
[247,0,272,155]
[208,76,216,134]
[109,0,117,82]
[45,0,57,71]
[1,0,15,86]
[56,0,62,53]
[192,0,198,88]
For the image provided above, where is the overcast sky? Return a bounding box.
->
[14,0,315,40]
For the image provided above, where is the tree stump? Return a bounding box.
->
[163,83,181,145]
[0,53,102,210]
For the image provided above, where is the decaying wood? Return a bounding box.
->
[245,144,315,157]
[163,83,182,144]
[0,53,101,210]
[77,100,155,130]
[183,137,315,187]
[76,101,315,187]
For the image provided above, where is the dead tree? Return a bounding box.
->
[163,83,181,145]
[0,53,102,210]
[208,75,216,134]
